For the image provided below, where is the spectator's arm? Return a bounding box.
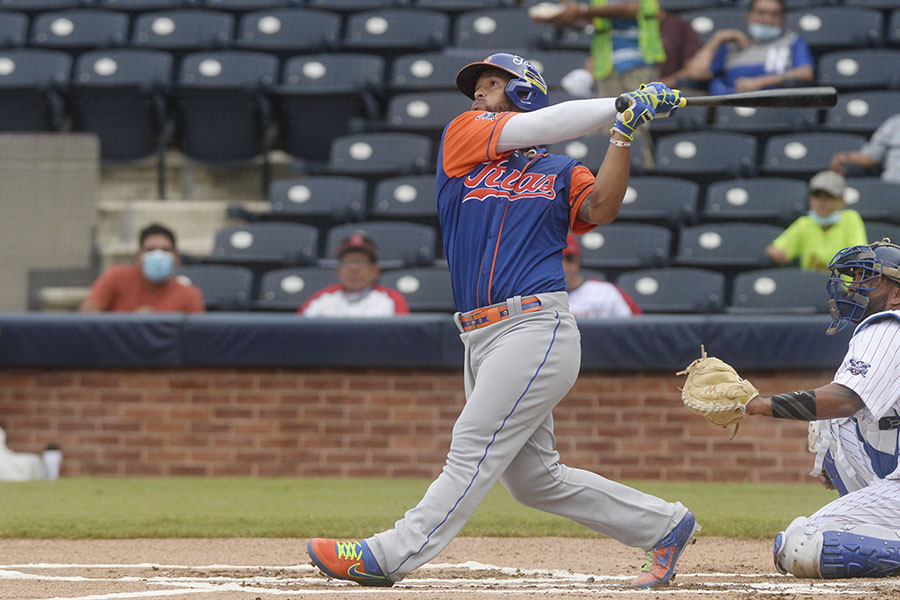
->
[683,30,746,81]
[733,64,814,93]
[765,244,790,265]
[829,151,879,176]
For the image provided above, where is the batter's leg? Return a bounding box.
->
[500,413,686,549]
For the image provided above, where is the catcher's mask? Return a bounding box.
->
[456,52,549,112]
[825,238,900,335]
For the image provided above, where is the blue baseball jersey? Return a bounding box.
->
[436,110,597,313]
[709,31,814,95]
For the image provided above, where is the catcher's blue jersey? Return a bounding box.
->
[436,110,597,313]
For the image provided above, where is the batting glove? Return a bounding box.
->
[642,81,686,116]
[610,86,657,141]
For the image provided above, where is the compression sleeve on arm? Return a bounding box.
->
[496,97,618,152]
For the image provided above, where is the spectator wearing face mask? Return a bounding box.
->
[765,171,867,272]
[80,223,205,313]
[683,0,814,95]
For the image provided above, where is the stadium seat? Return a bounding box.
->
[325,132,433,178]
[69,49,173,197]
[762,132,868,177]
[390,51,480,93]
[202,0,294,16]
[844,0,900,8]
[30,10,130,53]
[674,222,783,270]
[343,9,450,57]
[0,49,71,131]
[415,0,508,14]
[825,91,900,135]
[658,0,720,10]
[453,9,555,49]
[787,7,883,52]
[616,176,699,228]
[132,9,235,53]
[254,266,336,311]
[817,49,900,91]
[681,7,745,43]
[371,174,438,224]
[0,0,82,12]
[268,175,367,231]
[575,224,672,270]
[529,50,591,91]
[891,10,900,47]
[615,267,725,314]
[712,106,818,134]
[235,8,342,56]
[211,223,319,266]
[174,50,279,195]
[274,53,384,162]
[654,131,757,179]
[864,221,900,245]
[554,23,591,51]
[98,0,194,12]
[728,267,829,315]
[0,11,27,48]
[702,178,807,225]
[385,90,470,142]
[324,221,438,268]
[307,0,405,12]
[647,105,710,134]
[175,264,254,310]
[844,178,900,225]
[547,134,649,173]
[380,267,455,312]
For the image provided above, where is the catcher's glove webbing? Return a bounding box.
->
[676,345,759,439]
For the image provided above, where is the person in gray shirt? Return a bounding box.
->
[830,113,900,184]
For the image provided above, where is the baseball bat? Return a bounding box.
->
[614,86,838,113]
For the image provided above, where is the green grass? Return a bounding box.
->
[0,477,835,539]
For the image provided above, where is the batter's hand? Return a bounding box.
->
[642,82,685,116]
[610,85,657,141]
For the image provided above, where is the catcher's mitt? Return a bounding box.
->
[676,345,758,439]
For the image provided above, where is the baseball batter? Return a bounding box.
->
[308,53,698,589]
[743,239,900,578]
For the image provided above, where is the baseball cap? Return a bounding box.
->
[809,170,846,198]
[563,233,580,258]
[337,232,377,261]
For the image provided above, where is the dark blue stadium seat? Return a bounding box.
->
[0,11,27,47]
[681,7,745,44]
[380,267,455,312]
[30,10,130,53]
[575,224,672,270]
[325,132,433,178]
[825,91,900,135]
[712,106,818,134]
[415,0,508,14]
[254,266,337,311]
[453,8,555,49]
[547,134,649,174]
[203,0,294,16]
[371,174,438,224]
[274,53,384,162]
[98,1,194,12]
[647,105,710,134]
[728,267,828,315]
[703,178,807,225]
[787,7,883,52]
[891,10,900,47]
[385,90,469,142]
[817,50,900,91]
[307,0,406,12]
[175,50,279,194]
[615,267,726,314]
[844,178,900,225]
[70,49,173,196]
[268,175,367,227]
[654,131,757,179]
[0,49,71,131]
[343,9,450,57]
[236,8,342,55]
[211,223,319,266]
[175,264,254,310]
[529,50,590,91]
[675,222,782,270]
[324,221,438,268]
[617,176,699,228]
[0,0,82,12]
[132,9,235,53]
[762,132,868,178]
[864,222,900,245]
[390,51,479,93]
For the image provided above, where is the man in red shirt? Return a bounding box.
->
[80,223,204,313]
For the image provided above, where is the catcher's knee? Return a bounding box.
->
[774,517,823,578]
[776,518,900,578]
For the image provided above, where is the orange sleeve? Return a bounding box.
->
[85,266,124,310]
[568,165,597,234]
[440,111,517,178]
[186,285,205,313]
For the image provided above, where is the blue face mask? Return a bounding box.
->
[141,249,174,282]
[748,22,782,41]
[808,210,842,227]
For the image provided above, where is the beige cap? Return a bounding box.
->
[808,170,846,198]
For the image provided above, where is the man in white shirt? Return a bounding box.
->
[298,233,409,317]
[563,233,642,318]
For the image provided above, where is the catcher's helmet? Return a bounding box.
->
[455,52,549,112]
[825,238,900,335]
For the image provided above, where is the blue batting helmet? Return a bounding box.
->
[825,238,900,335]
[455,52,549,112]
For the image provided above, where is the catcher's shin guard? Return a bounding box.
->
[820,528,900,578]
[774,517,823,578]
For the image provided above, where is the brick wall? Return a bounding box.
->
[0,368,829,482]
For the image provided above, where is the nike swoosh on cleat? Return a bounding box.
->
[347,562,386,581]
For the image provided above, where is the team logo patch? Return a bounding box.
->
[462,161,558,203]
[475,112,500,121]
[848,359,870,376]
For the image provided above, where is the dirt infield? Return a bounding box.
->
[1,536,897,599]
